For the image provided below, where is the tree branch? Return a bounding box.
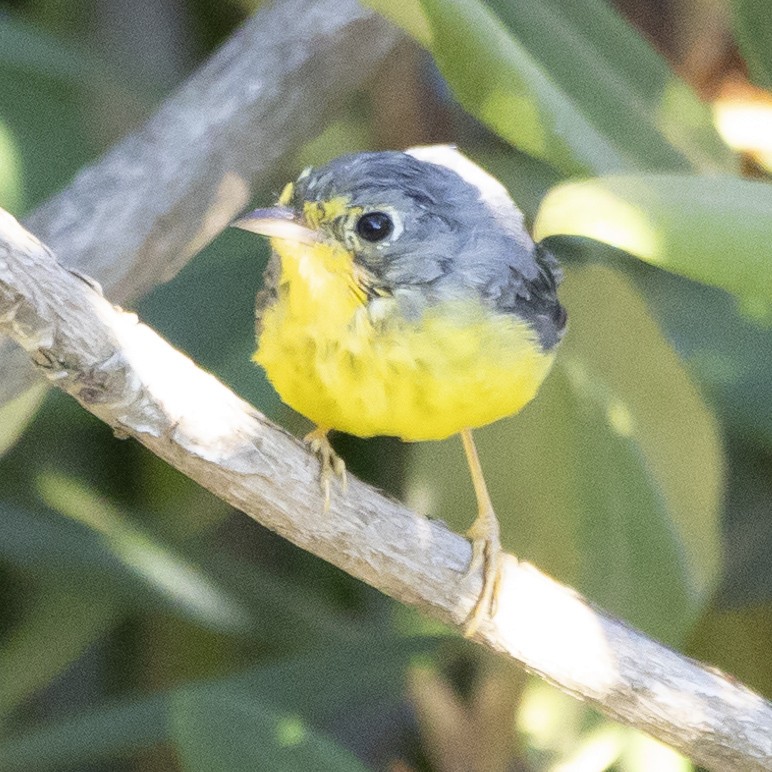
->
[0,0,402,408]
[1,211,771,771]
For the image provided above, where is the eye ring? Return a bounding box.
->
[356,211,394,243]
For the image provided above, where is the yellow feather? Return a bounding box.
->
[254,236,555,441]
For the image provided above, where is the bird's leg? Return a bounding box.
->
[460,428,503,636]
[304,426,347,511]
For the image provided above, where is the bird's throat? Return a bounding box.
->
[269,237,365,331]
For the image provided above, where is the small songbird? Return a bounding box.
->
[233,146,566,633]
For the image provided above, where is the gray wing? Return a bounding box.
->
[488,243,566,351]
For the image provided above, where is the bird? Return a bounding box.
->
[232,145,565,634]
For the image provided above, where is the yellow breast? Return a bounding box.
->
[254,239,555,441]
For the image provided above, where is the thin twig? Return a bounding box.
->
[1,210,771,772]
[0,0,402,408]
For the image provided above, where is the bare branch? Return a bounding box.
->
[2,212,771,771]
[0,0,402,408]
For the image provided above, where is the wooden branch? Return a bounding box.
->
[2,211,771,772]
[0,0,402,408]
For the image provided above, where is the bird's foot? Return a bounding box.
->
[304,427,347,511]
[463,505,502,637]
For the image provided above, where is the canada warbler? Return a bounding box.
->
[233,145,565,633]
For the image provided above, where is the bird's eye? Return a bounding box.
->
[356,211,394,242]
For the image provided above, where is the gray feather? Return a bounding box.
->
[285,147,566,350]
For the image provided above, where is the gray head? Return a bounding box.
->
[235,146,565,349]
[288,147,532,284]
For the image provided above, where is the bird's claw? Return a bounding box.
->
[463,507,502,637]
[304,428,347,511]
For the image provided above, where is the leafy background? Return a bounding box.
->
[0,0,770,769]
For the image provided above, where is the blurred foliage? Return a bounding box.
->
[367,0,735,175]
[534,173,772,318]
[0,383,46,459]
[0,0,771,771]
[731,0,772,90]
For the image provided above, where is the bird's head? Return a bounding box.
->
[232,145,536,296]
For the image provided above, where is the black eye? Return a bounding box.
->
[356,211,394,242]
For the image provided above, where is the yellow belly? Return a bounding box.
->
[254,245,554,440]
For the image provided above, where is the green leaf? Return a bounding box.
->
[537,238,772,447]
[0,577,117,716]
[0,117,24,213]
[365,0,733,175]
[0,495,356,646]
[0,693,171,772]
[0,638,426,771]
[0,15,153,211]
[171,691,368,772]
[37,473,254,635]
[366,0,620,175]
[485,0,733,172]
[0,502,118,573]
[689,603,772,699]
[0,15,156,101]
[407,265,723,644]
[138,230,282,419]
[0,382,46,459]
[0,16,97,85]
[621,261,772,448]
[0,61,91,210]
[534,174,772,318]
[714,437,772,609]
[731,0,772,90]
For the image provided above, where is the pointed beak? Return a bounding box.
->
[231,206,318,245]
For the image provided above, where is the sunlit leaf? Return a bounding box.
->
[534,174,772,318]
[0,382,46,459]
[171,691,368,772]
[407,265,723,644]
[485,0,732,172]
[365,0,733,175]
[549,724,625,770]
[711,81,772,174]
[540,239,772,448]
[366,0,621,175]
[0,117,24,213]
[517,678,691,770]
[620,730,692,772]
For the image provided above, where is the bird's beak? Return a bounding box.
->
[231,206,318,245]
